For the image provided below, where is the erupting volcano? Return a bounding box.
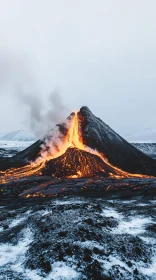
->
[1,106,156,185]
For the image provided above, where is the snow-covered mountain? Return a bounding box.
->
[0,130,36,142]
[0,132,7,138]
[132,143,156,159]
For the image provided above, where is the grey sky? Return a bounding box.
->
[0,0,156,139]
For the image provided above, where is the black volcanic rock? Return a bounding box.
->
[78,106,156,176]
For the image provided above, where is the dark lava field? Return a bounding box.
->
[0,162,156,280]
[0,193,156,280]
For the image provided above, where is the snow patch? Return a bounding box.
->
[120,200,136,204]
[102,256,131,272]
[149,200,156,204]
[113,217,152,235]
[10,210,31,226]
[12,262,80,280]
[101,207,124,219]
[138,203,149,207]
[140,236,156,244]
[0,210,31,232]
[48,262,80,280]
[0,140,34,152]
[54,199,85,205]
[139,256,156,277]
[75,240,103,251]
[0,228,33,267]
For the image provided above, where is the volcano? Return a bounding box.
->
[1,106,156,184]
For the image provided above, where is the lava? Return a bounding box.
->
[41,147,113,178]
[0,111,152,184]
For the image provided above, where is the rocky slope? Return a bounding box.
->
[78,107,156,176]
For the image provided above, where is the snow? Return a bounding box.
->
[138,203,148,207]
[48,262,80,280]
[9,216,27,228]
[0,132,7,138]
[132,142,156,157]
[101,207,123,219]
[54,198,85,205]
[102,256,131,272]
[0,130,36,141]
[119,200,136,204]
[20,262,80,280]
[0,210,31,232]
[101,207,154,236]
[0,130,36,156]
[150,200,156,204]
[102,255,156,278]
[139,256,156,277]
[113,216,152,235]
[0,196,155,280]
[75,240,103,251]
[140,236,156,244]
[0,140,34,151]
[9,210,32,228]
[0,228,33,267]
[0,239,79,280]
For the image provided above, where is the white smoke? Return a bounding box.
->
[17,90,69,138]
[0,49,69,138]
[37,113,75,162]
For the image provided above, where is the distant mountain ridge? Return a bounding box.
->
[0,132,6,138]
[132,143,156,159]
[126,127,156,143]
[0,130,36,142]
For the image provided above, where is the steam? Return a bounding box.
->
[18,90,69,138]
[0,49,69,138]
[39,114,74,162]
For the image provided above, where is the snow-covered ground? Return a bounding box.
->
[0,196,156,280]
[0,130,36,156]
[0,140,34,150]
[0,141,35,157]
[0,139,35,158]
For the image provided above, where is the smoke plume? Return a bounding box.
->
[0,49,69,138]
[18,90,69,138]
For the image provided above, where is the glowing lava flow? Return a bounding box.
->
[0,162,45,184]
[0,112,152,184]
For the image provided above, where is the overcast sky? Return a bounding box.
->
[0,0,156,139]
